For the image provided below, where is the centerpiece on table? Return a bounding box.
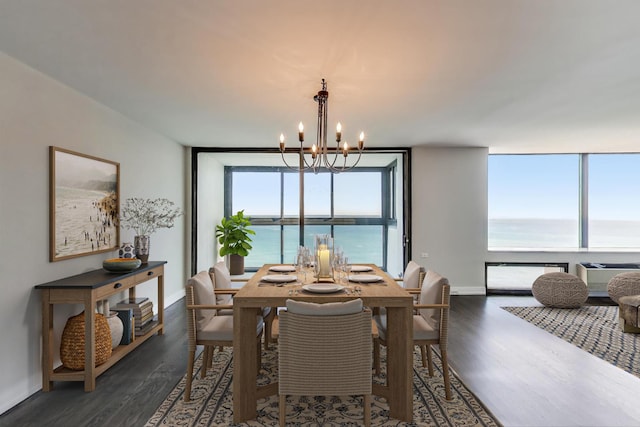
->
[119,197,183,264]
[215,210,255,274]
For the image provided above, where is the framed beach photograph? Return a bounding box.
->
[49,147,120,261]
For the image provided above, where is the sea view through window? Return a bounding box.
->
[489,153,640,249]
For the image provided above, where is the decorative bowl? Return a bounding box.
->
[103,258,142,272]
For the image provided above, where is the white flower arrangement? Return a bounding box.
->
[119,197,183,236]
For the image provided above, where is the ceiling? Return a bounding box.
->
[2,0,640,154]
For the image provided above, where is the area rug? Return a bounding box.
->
[146,345,500,426]
[502,305,640,378]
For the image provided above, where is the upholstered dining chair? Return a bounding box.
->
[395,260,425,288]
[209,261,276,350]
[184,270,264,402]
[374,270,452,400]
[278,299,373,427]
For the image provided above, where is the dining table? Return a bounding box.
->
[232,263,414,423]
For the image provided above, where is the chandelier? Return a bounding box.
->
[279,78,365,173]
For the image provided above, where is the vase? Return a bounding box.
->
[134,235,150,264]
[118,242,136,259]
[314,234,334,281]
[229,254,245,275]
[106,311,124,349]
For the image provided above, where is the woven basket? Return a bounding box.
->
[60,311,112,370]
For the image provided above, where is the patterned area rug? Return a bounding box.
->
[146,345,500,426]
[503,305,640,378]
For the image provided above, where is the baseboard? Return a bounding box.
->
[450,286,486,296]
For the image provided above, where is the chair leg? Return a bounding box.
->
[265,307,277,350]
[201,346,212,379]
[373,338,381,376]
[184,349,195,402]
[440,346,452,400]
[363,394,371,427]
[420,345,427,367]
[426,345,434,377]
[279,394,286,427]
[257,335,262,372]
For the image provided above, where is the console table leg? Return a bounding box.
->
[41,291,53,392]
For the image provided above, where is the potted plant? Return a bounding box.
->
[119,197,183,263]
[215,210,255,274]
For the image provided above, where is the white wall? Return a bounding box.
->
[195,154,225,272]
[411,147,489,294]
[0,52,187,413]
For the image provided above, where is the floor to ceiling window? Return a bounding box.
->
[488,153,640,250]
[192,150,409,275]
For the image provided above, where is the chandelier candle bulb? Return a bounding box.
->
[343,141,349,157]
[359,131,365,149]
[336,122,342,142]
[298,122,304,142]
[279,133,285,151]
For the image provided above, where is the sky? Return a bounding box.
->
[488,153,640,221]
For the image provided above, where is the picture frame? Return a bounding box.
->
[49,146,120,262]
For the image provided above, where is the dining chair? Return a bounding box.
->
[395,260,425,288]
[374,269,452,400]
[209,261,276,350]
[184,271,264,402]
[278,299,373,427]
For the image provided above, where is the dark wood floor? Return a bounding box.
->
[3,295,640,427]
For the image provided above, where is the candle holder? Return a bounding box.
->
[314,234,334,282]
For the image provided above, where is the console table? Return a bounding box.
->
[35,261,166,392]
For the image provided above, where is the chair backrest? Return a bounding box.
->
[402,260,424,288]
[209,261,233,305]
[186,271,218,330]
[418,270,450,329]
[278,299,372,396]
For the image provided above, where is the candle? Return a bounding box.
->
[336,122,342,142]
[318,247,330,277]
[342,141,349,157]
[279,133,285,152]
[298,122,304,142]
[358,131,365,150]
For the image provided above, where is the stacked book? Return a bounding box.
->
[114,297,157,339]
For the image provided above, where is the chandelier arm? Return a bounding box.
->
[280,78,364,174]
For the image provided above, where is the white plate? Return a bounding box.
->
[269,265,296,272]
[350,265,373,272]
[349,274,384,283]
[262,274,297,283]
[302,284,345,293]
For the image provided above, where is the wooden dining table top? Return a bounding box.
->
[233,263,413,308]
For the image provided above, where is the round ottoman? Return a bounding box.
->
[607,272,640,304]
[532,272,588,308]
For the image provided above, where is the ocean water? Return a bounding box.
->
[55,187,118,257]
[489,218,640,249]
[243,218,640,272]
[245,225,384,269]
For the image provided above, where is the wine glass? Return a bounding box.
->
[294,253,305,283]
[342,257,352,285]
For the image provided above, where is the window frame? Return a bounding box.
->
[190,147,411,276]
